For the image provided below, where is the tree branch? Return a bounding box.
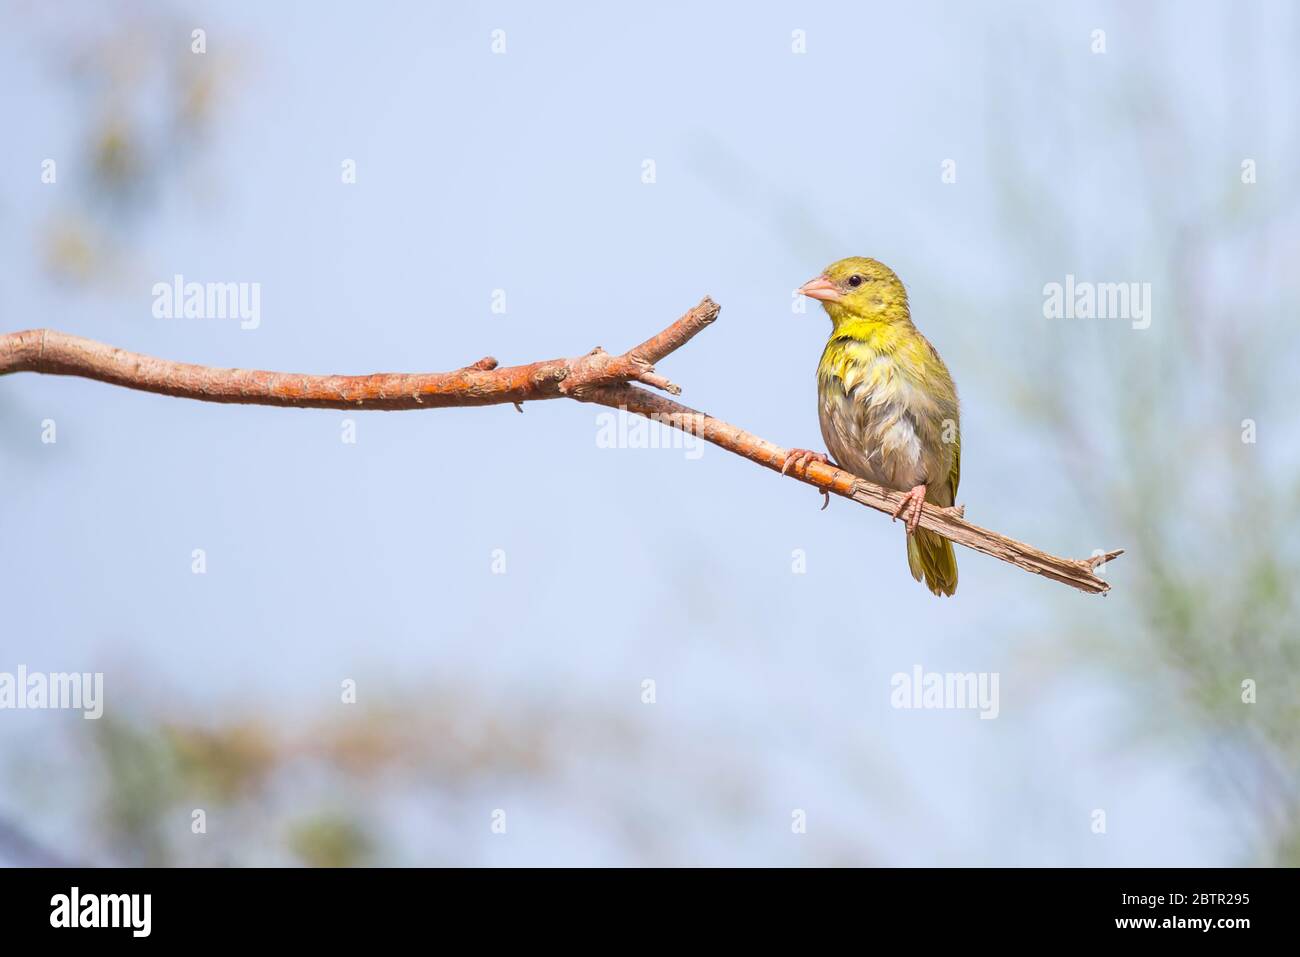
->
[0,299,719,410]
[0,298,1121,594]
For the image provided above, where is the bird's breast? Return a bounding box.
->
[816,341,954,494]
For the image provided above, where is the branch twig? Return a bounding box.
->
[0,299,1121,594]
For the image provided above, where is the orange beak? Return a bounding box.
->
[798,275,842,303]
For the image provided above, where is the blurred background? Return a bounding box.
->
[1,0,1297,866]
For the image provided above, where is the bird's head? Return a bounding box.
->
[799,257,910,328]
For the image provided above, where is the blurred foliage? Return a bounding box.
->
[287,814,373,868]
[34,11,233,286]
[92,715,181,866]
[12,687,651,866]
[983,14,1300,864]
[167,721,278,802]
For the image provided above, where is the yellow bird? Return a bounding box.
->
[784,257,961,596]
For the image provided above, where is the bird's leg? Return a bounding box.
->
[891,484,928,534]
[781,448,830,476]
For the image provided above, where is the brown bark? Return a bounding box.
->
[0,298,1121,594]
[0,299,718,411]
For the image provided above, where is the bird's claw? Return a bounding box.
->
[781,448,830,477]
[891,484,928,534]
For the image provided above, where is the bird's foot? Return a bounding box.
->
[781,449,834,510]
[781,448,830,476]
[891,484,928,534]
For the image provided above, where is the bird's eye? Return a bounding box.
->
[848,275,863,287]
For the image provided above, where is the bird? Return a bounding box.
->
[783,257,961,596]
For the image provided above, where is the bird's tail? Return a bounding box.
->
[907,528,958,597]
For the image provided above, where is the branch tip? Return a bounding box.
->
[1085,548,1125,569]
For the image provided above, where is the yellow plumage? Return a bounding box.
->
[800,257,960,596]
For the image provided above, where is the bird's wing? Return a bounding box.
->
[923,334,960,503]
[948,426,961,502]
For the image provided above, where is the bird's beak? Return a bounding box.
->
[798,275,842,303]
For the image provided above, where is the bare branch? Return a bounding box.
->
[0,297,1120,594]
[584,384,1119,595]
[0,299,719,411]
